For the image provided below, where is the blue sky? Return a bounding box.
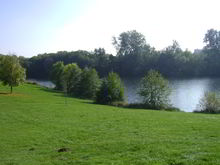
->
[1,0,220,57]
[0,0,94,56]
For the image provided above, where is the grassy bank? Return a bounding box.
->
[0,83,220,165]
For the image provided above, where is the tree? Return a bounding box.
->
[196,92,220,113]
[0,55,26,93]
[79,68,100,99]
[112,30,151,77]
[113,30,147,56]
[203,29,220,76]
[62,63,82,96]
[204,29,220,54]
[96,72,124,104]
[50,61,64,90]
[138,70,171,109]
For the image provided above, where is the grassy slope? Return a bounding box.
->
[0,83,220,165]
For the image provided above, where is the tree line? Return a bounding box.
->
[9,28,220,79]
[1,55,218,113]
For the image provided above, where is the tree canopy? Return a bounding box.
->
[138,70,171,109]
[96,72,124,104]
[0,55,26,93]
[50,61,64,90]
[12,28,220,80]
[63,63,82,96]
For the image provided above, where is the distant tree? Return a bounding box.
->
[203,29,220,76]
[138,70,171,109]
[93,48,110,76]
[204,29,220,54]
[96,72,124,104]
[0,55,26,93]
[94,48,106,56]
[112,30,151,77]
[113,30,147,56]
[165,40,182,54]
[196,92,220,113]
[50,61,64,90]
[79,68,100,99]
[62,63,82,96]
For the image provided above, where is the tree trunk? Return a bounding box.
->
[10,86,13,94]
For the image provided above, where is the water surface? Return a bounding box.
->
[123,78,220,112]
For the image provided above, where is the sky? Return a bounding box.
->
[1,0,220,57]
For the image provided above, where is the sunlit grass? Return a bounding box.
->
[0,83,220,165]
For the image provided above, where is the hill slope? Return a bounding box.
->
[0,83,220,165]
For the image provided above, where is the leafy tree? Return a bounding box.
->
[138,70,171,109]
[93,48,110,76]
[79,68,100,99]
[113,30,147,56]
[113,30,151,77]
[202,29,220,76]
[96,72,124,104]
[196,92,220,113]
[62,63,82,96]
[0,55,26,93]
[204,29,220,54]
[50,61,64,90]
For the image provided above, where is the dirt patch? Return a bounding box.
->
[57,147,70,153]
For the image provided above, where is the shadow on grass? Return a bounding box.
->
[79,100,95,104]
[0,92,9,95]
[193,110,220,114]
[39,87,61,94]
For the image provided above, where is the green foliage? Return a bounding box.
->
[96,72,124,104]
[204,29,220,53]
[138,70,171,109]
[113,30,147,56]
[0,55,26,93]
[196,92,220,113]
[50,61,64,90]
[79,67,100,99]
[13,28,220,79]
[63,63,82,95]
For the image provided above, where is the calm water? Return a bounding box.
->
[29,78,220,112]
[27,79,55,88]
[124,78,220,112]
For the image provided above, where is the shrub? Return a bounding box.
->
[50,61,64,90]
[62,63,82,96]
[195,92,220,113]
[138,70,171,109]
[79,68,100,99]
[96,72,124,104]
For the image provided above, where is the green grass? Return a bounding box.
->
[0,83,220,165]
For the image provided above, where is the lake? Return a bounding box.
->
[28,78,220,112]
[124,78,220,112]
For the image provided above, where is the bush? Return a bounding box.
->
[195,92,220,113]
[79,68,100,99]
[96,72,124,104]
[62,63,82,96]
[50,61,64,90]
[138,70,171,109]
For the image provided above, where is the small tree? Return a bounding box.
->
[196,92,220,113]
[0,55,26,93]
[96,72,124,104]
[62,63,82,96]
[79,68,100,99]
[50,61,64,90]
[138,70,171,109]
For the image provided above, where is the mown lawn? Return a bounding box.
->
[0,83,220,165]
